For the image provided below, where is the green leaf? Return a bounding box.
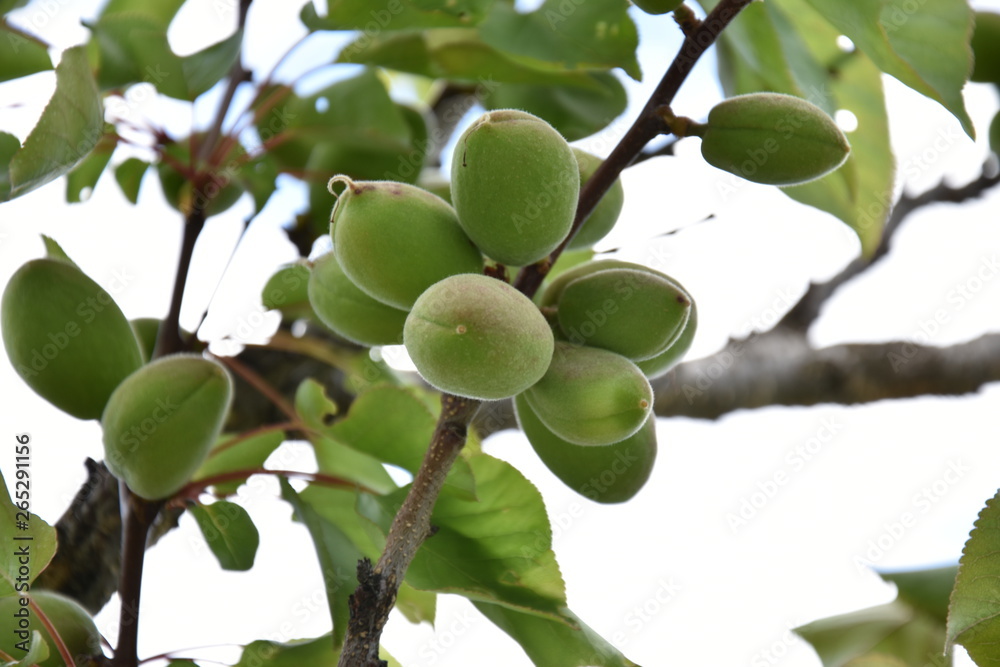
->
[708,0,894,256]
[98,0,187,26]
[479,0,641,80]
[0,131,19,200]
[113,157,149,204]
[363,452,567,622]
[482,71,627,141]
[395,581,437,625]
[325,385,475,499]
[193,430,286,497]
[338,29,615,86]
[0,1,30,14]
[475,604,639,667]
[0,468,57,596]
[800,0,974,138]
[181,30,243,99]
[189,501,260,571]
[301,0,494,31]
[233,635,402,667]
[795,600,947,666]
[6,46,103,201]
[65,135,115,203]
[264,69,411,171]
[40,235,77,266]
[295,378,339,433]
[10,630,49,667]
[280,480,365,649]
[878,565,957,624]
[0,22,52,83]
[87,14,188,98]
[947,489,1000,663]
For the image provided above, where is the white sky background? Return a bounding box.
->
[1,0,1000,665]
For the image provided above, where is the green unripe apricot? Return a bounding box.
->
[635,299,697,379]
[695,93,850,186]
[631,0,684,15]
[404,274,554,400]
[262,262,312,322]
[971,12,1000,84]
[524,342,653,446]
[331,177,483,310]
[451,110,579,266]
[557,268,691,361]
[102,354,233,500]
[565,148,625,251]
[1,258,144,420]
[515,394,656,504]
[0,591,103,666]
[308,252,408,347]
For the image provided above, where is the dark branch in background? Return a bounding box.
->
[340,2,755,664]
[778,160,1000,332]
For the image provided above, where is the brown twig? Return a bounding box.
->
[778,160,1000,332]
[337,1,755,663]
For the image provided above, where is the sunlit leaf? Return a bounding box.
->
[301,0,494,31]
[879,565,957,624]
[475,604,640,667]
[189,501,260,571]
[193,430,286,497]
[181,30,243,99]
[233,635,402,667]
[362,452,567,622]
[0,22,52,83]
[280,480,365,649]
[65,135,115,203]
[295,378,339,433]
[6,46,103,201]
[480,0,641,80]
[947,489,1000,663]
[0,469,56,596]
[801,0,974,138]
[482,71,628,141]
[113,157,149,204]
[0,132,21,201]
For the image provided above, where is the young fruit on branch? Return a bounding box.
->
[1,258,144,420]
[0,591,103,666]
[636,299,698,379]
[102,354,233,500]
[523,342,653,446]
[451,109,579,266]
[540,258,668,308]
[689,93,850,186]
[514,393,657,504]
[404,274,554,400]
[631,0,684,15]
[565,148,625,251]
[261,261,312,323]
[331,177,483,310]
[556,267,692,361]
[308,252,408,347]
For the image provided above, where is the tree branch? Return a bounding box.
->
[778,161,1000,332]
[652,330,1000,419]
[338,395,480,667]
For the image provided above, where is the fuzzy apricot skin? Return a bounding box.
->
[403,274,554,400]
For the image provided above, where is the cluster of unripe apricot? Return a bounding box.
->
[305,109,700,502]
